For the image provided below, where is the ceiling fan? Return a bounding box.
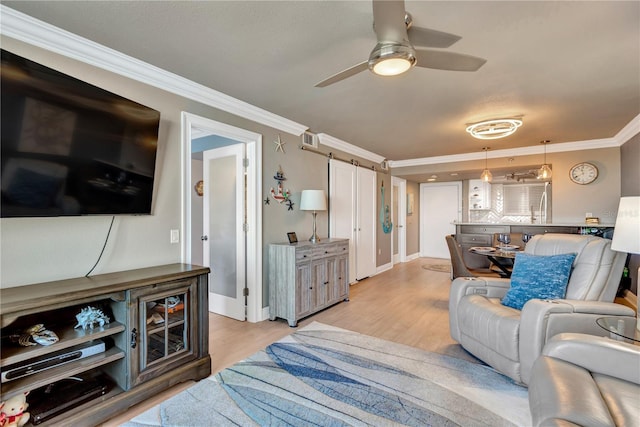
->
[315,0,487,87]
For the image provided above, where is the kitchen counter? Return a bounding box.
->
[454,222,615,227]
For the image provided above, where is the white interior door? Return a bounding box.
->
[329,159,357,283]
[420,182,462,259]
[356,167,376,280]
[203,145,246,320]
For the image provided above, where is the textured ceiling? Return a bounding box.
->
[3,1,639,162]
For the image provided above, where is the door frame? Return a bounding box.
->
[181,112,263,323]
[391,176,407,264]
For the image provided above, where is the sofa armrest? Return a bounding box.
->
[542,333,640,384]
[519,300,636,384]
[449,277,511,341]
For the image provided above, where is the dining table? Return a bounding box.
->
[468,246,522,277]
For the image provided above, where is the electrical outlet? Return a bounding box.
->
[585,212,593,218]
[170,229,179,244]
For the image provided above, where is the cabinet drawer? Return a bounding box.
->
[456,234,492,245]
[295,248,312,262]
[335,243,349,255]
[459,225,509,234]
[312,245,335,258]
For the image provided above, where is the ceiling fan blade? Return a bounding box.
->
[408,26,461,48]
[314,61,369,87]
[415,49,486,72]
[372,0,409,42]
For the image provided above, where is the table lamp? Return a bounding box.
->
[300,190,327,243]
[610,196,640,330]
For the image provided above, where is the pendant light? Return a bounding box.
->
[538,140,553,179]
[480,147,492,182]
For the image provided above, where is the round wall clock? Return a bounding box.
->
[569,162,598,185]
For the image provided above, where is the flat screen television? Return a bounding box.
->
[1,49,161,217]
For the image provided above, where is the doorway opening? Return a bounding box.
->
[181,112,263,323]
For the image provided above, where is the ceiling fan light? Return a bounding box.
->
[373,58,412,76]
[466,119,523,140]
[368,43,416,76]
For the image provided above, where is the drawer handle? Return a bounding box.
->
[303,255,307,258]
[325,251,329,254]
[131,328,137,349]
[324,281,329,285]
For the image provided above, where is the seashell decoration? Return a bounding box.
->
[13,324,59,346]
[74,306,110,330]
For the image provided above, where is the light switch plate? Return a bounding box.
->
[170,229,179,244]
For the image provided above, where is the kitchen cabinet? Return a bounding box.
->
[269,239,349,327]
[469,179,491,210]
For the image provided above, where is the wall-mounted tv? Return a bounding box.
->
[1,49,161,218]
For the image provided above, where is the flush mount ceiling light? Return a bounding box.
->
[368,42,417,76]
[466,119,523,140]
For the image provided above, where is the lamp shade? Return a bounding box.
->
[300,190,327,211]
[611,196,640,254]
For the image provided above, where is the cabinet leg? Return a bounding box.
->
[288,320,298,327]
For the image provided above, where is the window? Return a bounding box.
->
[503,183,548,216]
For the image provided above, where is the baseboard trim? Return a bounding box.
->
[405,253,420,262]
[377,262,393,275]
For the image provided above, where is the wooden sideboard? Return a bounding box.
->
[269,239,349,327]
[0,263,211,426]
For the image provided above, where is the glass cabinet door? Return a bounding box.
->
[144,293,188,366]
[130,279,198,386]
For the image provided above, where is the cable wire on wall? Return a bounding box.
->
[85,216,115,277]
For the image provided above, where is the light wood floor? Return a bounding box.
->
[103,257,475,426]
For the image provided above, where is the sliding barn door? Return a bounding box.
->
[329,160,356,283]
[329,160,377,282]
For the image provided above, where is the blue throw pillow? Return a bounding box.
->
[501,252,577,310]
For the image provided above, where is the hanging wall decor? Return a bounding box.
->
[273,134,286,153]
[270,167,291,204]
[380,181,393,234]
[194,180,204,197]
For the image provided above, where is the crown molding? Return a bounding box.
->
[614,113,640,145]
[317,133,386,164]
[389,130,633,169]
[0,5,308,137]
[2,5,637,168]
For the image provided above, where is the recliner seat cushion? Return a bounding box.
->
[459,295,521,361]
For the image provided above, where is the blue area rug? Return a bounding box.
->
[122,322,530,426]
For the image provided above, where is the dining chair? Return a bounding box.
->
[445,235,502,279]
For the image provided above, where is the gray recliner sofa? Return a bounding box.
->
[449,233,633,385]
[528,333,640,427]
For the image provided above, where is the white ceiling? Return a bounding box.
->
[3,1,639,163]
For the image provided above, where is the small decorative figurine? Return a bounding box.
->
[11,324,59,347]
[270,167,290,204]
[0,391,30,427]
[74,306,110,330]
